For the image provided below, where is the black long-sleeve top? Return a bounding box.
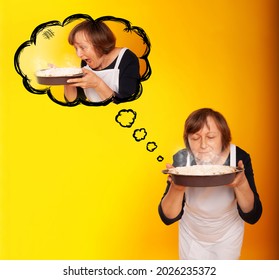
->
[158,146,262,225]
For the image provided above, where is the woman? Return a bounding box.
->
[64,20,140,104]
[158,108,262,260]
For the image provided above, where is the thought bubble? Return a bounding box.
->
[115,109,164,162]
[13,13,164,162]
[146,142,157,152]
[133,128,147,142]
[157,156,164,162]
[115,109,137,128]
[14,13,151,106]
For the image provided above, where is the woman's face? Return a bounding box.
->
[188,116,224,164]
[72,31,103,69]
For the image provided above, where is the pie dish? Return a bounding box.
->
[162,165,243,187]
[36,67,83,85]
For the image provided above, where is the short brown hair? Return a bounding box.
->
[68,20,116,56]
[183,108,231,151]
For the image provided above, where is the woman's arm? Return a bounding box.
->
[116,49,140,103]
[158,180,186,225]
[230,148,262,224]
[64,85,78,102]
[230,160,255,213]
[65,49,140,103]
[158,157,187,225]
[66,69,114,101]
[158,150,189,225]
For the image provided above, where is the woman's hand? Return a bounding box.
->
[227,160,255,213]
[66,68,114,100]
[67,68,101,89]
[227,160,247,189]
[166,163,187,191]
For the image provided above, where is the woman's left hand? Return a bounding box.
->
[227,160,247,189]
[227,160,255,213]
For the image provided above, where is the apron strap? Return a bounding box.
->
[230,144,236,167]
[186,151,191,167]
[114,48,127,69]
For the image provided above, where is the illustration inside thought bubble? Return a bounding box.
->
[14,14,151,106]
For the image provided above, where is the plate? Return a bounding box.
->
[162,165,243,187]
[36,68,83,85]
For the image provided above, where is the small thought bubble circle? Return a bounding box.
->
[133,128,147,142]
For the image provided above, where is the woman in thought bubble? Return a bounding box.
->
[158,108,262,260]
[64,19,140,105]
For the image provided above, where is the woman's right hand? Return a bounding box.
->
[166,163,187,191]
[66,68,101,89]
[66,68,114,100]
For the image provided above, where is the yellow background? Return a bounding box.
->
[0,0,278,259]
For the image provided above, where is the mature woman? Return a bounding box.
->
[158,108,262,260]
[64,20,140,104]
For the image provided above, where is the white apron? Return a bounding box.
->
[179,144,244,260]
[83,48,127,102]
